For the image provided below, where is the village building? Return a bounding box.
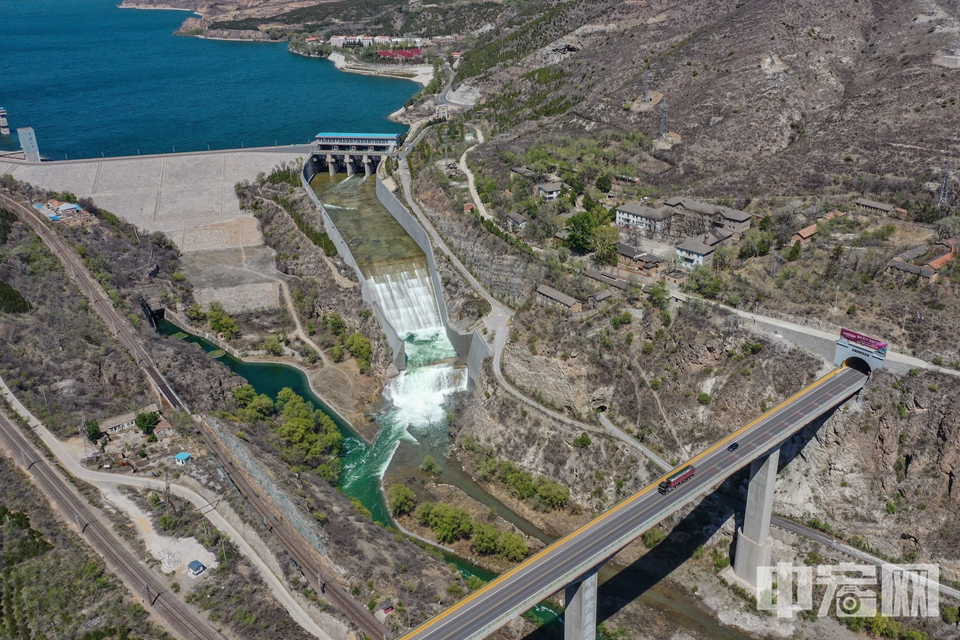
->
[615,202,673,234]
[676,235,717,268]
[174,452,192,466]
[100,403,160,434]
[888,245,939,279]
[792,224,818,244]
[587,289,614,309]
[717,207,752,235]
[536,284,582,312]
[854,198,895,215]
[664,197,752,237]
[585,269,629,291]
[617,243,643,265]
[538,182,563,201]
[505,212,527,233]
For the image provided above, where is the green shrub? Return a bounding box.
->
[497,531,529,561]
[135,411,160,435]
[420,455,441,474]
[610,311,632,329]
[697,393,712,405]
[711,548,730,571]
[388,484,416,516]
[642,528,666,548]
[573,433,592,448]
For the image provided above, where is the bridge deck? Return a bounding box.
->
[401,365,868,640]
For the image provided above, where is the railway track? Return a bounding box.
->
[1,192,390,640]
[0,409,223,640]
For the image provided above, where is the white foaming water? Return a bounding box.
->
[340,331,467,486]
[366,262,443,336]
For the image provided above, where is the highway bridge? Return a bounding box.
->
[401,361,874,640]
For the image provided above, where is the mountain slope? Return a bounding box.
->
[466,0,959,198]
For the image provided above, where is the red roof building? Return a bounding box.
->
[928,253,954,271]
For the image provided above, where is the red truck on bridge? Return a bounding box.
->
[658,465,695,494]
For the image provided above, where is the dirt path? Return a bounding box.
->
[458,127,492,221]
[237,243,332,367]
[0,373,334,640]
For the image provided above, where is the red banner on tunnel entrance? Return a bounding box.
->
[841,328,887,353]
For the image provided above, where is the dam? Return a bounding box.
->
[314,132,399,177]
[302,155,490,503]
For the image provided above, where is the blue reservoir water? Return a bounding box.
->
[0,0,414,159]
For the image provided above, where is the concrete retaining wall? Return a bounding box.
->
[374,172,491,388]
[301,158,407,371]
[160,310,244,358]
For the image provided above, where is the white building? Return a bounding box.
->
[676,235,716,269]
[615,202,673,234]
[538,182,563,201]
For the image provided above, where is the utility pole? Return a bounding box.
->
[642,69,650,103]
[902,306,909,333]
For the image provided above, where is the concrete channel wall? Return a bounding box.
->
[301,158,407,371]
[374,172,492,388]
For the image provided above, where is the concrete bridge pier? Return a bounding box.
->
[345,156,356,177]
[733,447,780,587]
[326,154,338,176]
[564,566,600,640]
[363,154,372,177]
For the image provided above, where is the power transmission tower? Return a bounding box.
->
[659,99,669,139]
[642,69,650,102]
[937,153,952,210]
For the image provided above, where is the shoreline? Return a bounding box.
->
[328,52,433,87]
[118,3,199,12]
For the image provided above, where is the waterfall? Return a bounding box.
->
[365,259,443,337]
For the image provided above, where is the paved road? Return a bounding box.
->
[1,191,389,640]
[400,366,868,640]
[670,290,960,378]
[0,373,333,640]
[0,408,225,640]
